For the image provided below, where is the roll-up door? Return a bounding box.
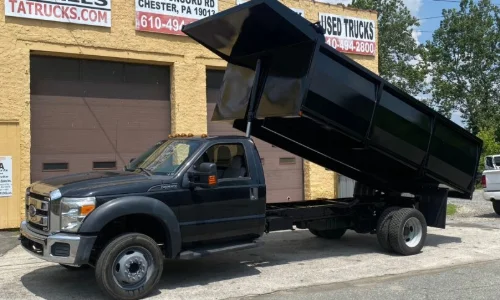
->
[30,55,171,182]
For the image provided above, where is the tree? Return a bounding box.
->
[350,0,427,97]
[422,0,500,136]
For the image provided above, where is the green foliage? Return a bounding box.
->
[477,126,500,173]
[446,203,457,215]
[422,0,500,135]
[350,0,427,97]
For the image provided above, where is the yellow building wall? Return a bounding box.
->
[0,0,378,226]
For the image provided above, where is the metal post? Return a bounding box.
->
[246,58,263,137]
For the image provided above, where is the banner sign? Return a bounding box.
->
[319,13,376,56]
[135,0,218,35]
[0,156,12,198]
[4,0,111,27]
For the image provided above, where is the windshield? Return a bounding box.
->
[126,139,202,175]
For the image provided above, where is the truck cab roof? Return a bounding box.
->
[167,133,253,142]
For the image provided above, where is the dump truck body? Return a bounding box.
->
[182,0,483,200]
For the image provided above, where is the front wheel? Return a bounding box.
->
[388,208,427,256]
[95,233,164,300]
[493,201,500,215]
[59,263,90,270]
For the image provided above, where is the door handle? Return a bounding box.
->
[250,187,258,201]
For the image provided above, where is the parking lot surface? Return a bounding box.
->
[251,259,500,300]
[1,195,499,300]
[0,230,19,257]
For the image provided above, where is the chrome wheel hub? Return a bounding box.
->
[403,217,423,248]
[112,247,154,290]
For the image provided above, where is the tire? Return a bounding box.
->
[95,233,164,300]
[388,208,427,256]
[493,201,500,215]
[59,263,90,270]
[309,228,347,239]
[376,206,400,252]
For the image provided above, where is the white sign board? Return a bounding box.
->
[236,0,304,17]
[4,0,111,27]
[319,13,376,56]
[135,0,218,36]
[0,156,12,198]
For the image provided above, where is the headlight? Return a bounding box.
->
[60,197,96,232]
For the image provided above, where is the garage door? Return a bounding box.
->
[30,55,171,182]
[206,69,304,203]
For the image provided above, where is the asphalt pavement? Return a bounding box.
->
[0,192,499,300]
[2,218,500,300]
[0,230,18,257]
[250,259,500,300]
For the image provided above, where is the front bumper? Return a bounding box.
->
[19,221,96,266]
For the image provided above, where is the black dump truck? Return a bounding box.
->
[19,0,483,299]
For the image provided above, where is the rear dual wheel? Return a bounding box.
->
[376,207,427,256]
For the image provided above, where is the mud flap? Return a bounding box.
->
[417,188,448,229]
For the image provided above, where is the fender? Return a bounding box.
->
[79,196,182,258]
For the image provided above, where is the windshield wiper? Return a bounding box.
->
[135,167,153,176]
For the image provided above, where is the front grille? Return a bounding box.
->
[26,193,50,233]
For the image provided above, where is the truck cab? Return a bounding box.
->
[21,134,267,255]
[20,134,267,299]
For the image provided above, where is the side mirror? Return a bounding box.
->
[188,162,218,188]
[129,158,135,163]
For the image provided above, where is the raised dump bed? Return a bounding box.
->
[181,0,482,199]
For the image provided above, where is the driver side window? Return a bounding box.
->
[195,143,249,180]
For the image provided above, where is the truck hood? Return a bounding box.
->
[29,171,170,198]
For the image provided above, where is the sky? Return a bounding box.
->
[408,0,461,44]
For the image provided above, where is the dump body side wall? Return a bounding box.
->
[298,45,482,198]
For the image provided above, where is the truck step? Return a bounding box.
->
[178,240,261,260]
